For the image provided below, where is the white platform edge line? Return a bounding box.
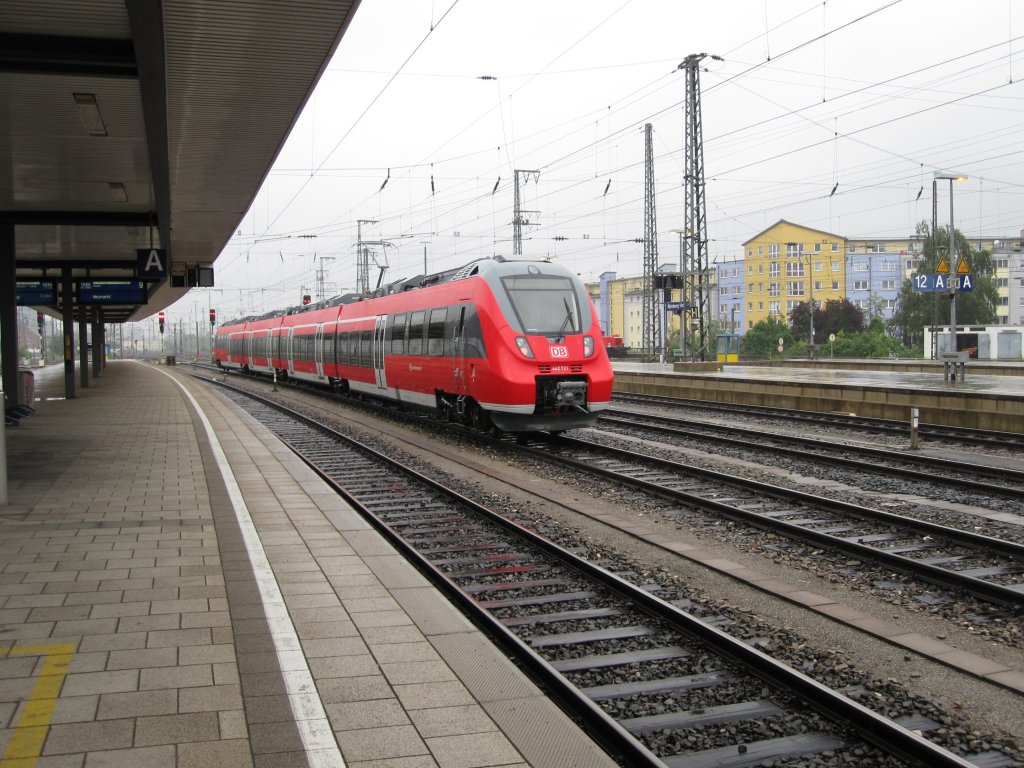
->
[165,372,347,767]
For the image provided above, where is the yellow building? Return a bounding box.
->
[742,220,846,329]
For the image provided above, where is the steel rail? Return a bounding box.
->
[206,377,979,768]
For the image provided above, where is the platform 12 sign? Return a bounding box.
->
[911,274,973,293]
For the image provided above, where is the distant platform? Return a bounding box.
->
[611,360,1024,433]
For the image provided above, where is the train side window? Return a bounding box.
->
[390,313,406,355]
[427,307,447,356]
[359,330,372,367]
[462,305,486,358]
[445,305,465,357]
[408,311,425,355]
[348,332,359,365]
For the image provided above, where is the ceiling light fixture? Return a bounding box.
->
[73,93,107,136]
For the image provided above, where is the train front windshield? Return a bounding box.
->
[501,275,582,336]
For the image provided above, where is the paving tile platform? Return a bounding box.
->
[0,360,616,768]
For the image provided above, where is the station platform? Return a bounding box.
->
[612,360,1024,433]
[0,361,615,768]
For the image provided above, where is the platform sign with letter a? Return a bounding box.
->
[136,248,168,280]
[911,274,973,293]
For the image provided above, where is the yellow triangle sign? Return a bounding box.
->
[956,257,970,275]
[936,257,949,274]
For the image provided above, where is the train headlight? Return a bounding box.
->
[515,336,535,359]
[583,335,595,358]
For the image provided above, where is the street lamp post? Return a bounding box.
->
[805,246,814,354]
[934,171,967,354]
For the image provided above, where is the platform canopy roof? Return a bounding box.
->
[1,0,360,322]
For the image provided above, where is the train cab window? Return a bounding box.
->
[501,275,581,336]
[408,311,425,355]
[389,314,406,355]
[427,308,447,355]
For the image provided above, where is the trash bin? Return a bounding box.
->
[18,370,34,406]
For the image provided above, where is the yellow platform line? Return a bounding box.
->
[1,643,77,767]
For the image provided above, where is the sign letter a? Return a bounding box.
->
[145,249,164,272]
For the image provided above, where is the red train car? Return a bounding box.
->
[213,258,613,432]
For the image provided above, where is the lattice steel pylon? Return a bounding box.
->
[356,219,376,294]
[513,170,541,256]
[641,123,661,361]
[681,53,717,361]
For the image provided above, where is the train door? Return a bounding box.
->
[452,305,467,394]
[372,315,387,390]
[314,323,325,379]
[286,328,295,376]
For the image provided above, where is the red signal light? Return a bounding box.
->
[209,308,216,326]
[302,294,311,305]
[158,311,165,334]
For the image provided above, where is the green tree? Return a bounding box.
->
[889,221,998,349]
[790,298,864,345]
[741,317,795,356]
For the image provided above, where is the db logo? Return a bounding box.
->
[549,346,568,358]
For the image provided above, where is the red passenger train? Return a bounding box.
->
[213,257,613,432]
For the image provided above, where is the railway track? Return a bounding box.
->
[508,432,1024,609]
[598,408,1024,502]
[612,393,1024,450]
[208,378,992,768]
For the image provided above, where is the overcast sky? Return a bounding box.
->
[174,0,1024,324]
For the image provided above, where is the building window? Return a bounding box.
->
[884,299,897,310]
[768,282,780,297]
[814,243,822,253]
[768,263,780,278]
[872,243,887,253]
[847,243,856,253]
[747,249,753,257]
[814,281,822,291]
[882,261,896,271]
[757,264,763,274]
[759,301,764,310]
[748,265,753,275]
[905,260,915,270]
[832,281,839,290]
[787,281,804,296]
[996,259,1009,269]
[831,262,840,271]
[997,296,1008,306]
[832,242,839,252]
[854,280,869,290]
[769,301,779,315]
[786,243,801,258]
[785,262,805,277]
[758,246,763,255]
[748,283,754,292]
[881,279,896,290]
[815,262,823,272]
[769,244,779,259]
[854,262,868,272]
